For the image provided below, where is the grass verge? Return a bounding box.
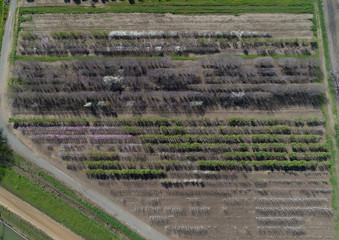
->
[0,158,120,240]
[317,0,339,236]
[317,0,337,116]
[0,133,145,240]
[0,205,52,240]
[0,0,7,52]
[19,0,315,15]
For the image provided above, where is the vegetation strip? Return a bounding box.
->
[317,0,339,234]
[0,205,52,240]
[19,0,315,15]
[0,132,145,240]
[0,0,7,52]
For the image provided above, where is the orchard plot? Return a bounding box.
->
[10,57,324,115]
[7,8,337,240]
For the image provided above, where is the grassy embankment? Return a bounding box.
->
[0,205,52,240]
[20,0,315,14]
[316,0,339,235]
[0,132,145,240]
[0,0,8,51]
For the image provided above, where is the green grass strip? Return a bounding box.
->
[317,0,337,116]
[0,154,121,240]
[7,151,146,240]
[317,0,339,235]
[0,205,52,240]
[19,2,314,15]
[35,170,146,240]
[0,0,5,52]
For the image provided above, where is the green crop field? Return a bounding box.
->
[20,0,315,15]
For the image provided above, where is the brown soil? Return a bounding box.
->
[20,13,313,39]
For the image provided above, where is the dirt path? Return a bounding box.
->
[324,0,339,72]
[316,3,336,133]
[318,0,339,216]
[0,187,83,240]
[324,0,339,113]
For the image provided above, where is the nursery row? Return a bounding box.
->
[82,160,330,179]
[58,145,328,162]
[11,88,324,113]
[9,116,324,127]
[16,125,324,136]
[14,58,319,80]
[85,169,165,179]
[27,133,324,144]
[198,160,330,171]
[82,158,329,171]
[23,30,272,40]
[18,37,315,57]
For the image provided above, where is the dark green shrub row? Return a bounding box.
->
[198,160,329,171]
[224,151,288,160]
[10,117,324,127]
[147,143,248,152]
[86,169,165,179]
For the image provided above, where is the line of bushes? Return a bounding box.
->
[9,116,324,127]
[86,169,165,179]
[198,160,329,171]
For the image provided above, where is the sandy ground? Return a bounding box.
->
[0,187,83,240]
[21,13,313,39]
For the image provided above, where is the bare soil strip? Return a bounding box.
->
[21,13,313,39]
[0,187,83,240]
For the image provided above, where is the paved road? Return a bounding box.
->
[0,187,83,240]
[0,2,169,240]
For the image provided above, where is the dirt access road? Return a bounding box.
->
[324,0,339,105]
[0,1,169,240]
[0,187,83,240]
[324,0,339,72]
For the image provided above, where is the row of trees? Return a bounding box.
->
[198,160,329,171]
[10,116,323,129]
[12,86,325,113]
[17,125,324,137]
[14,57,319,83]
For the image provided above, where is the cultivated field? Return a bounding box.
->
[17,13,315,57]
[6,3,338,240]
